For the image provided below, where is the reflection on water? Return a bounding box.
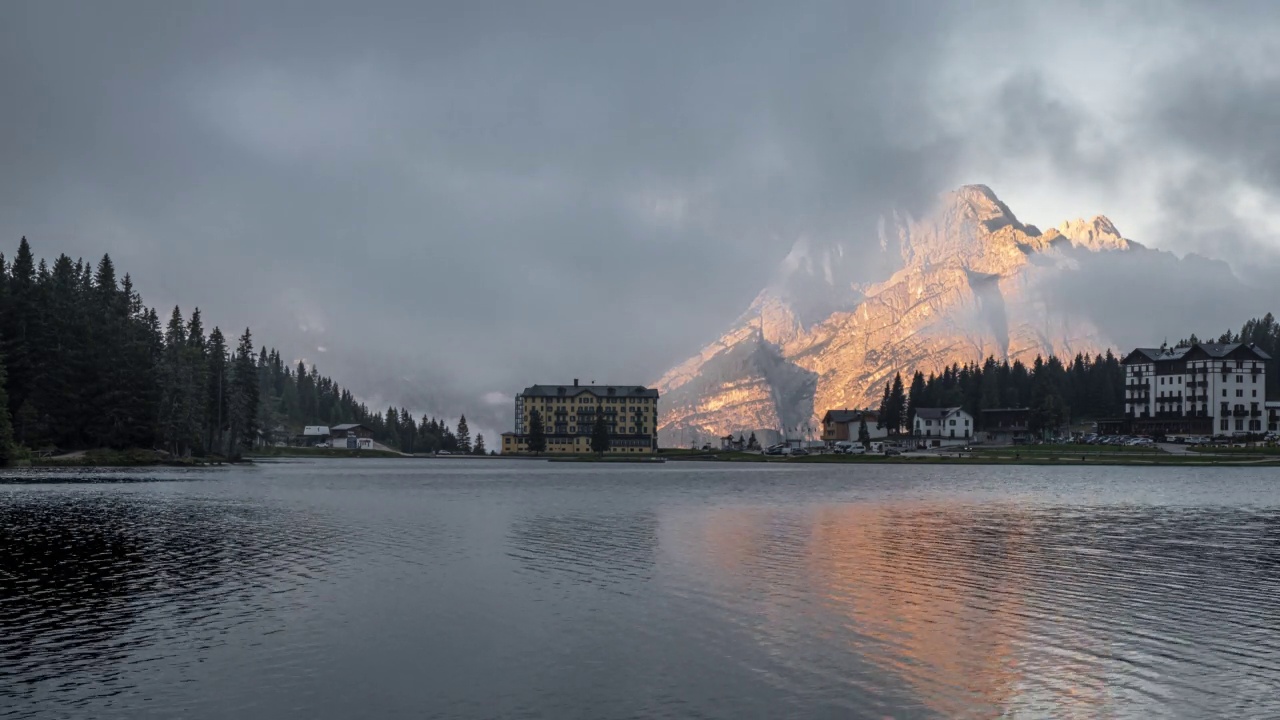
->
[676,501,1280,718]
[3,462,1280,719]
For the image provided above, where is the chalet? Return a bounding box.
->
[331,423,375,449]
[981,408,1031,444]
[821,409,886,447]
[913,407,973,440]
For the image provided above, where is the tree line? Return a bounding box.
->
[0,237,475,462]
[875,351,1126,436]
[872,313,1280,438]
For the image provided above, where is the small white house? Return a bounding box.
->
[913,407,973,439]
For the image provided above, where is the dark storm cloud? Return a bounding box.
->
[2,1,1280,435]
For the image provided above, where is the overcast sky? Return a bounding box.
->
[3,1,1280,434]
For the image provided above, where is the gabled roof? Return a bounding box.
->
[822,409,877,424]
[915,407,964,420]
[1123,342,1271,364]
[302,425,330,436]
[332,423,371,432]
[521,384,659,399]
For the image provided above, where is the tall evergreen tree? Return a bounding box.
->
[906,371,925,434]
[887,373,906,436]
[472,434,486,455]
[590,409,611,454]
[455,414,472,453]
[227,328,259,459]
[206,327,230,455]
[526,410,547,455]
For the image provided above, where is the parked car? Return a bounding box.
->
[789,448,810,457]
[764,444,788,456]
[884,448,902,457]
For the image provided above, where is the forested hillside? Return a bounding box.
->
[0,237,470,461]
[871,314,1280,436]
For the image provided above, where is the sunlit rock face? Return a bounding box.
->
[655,185,1132,446]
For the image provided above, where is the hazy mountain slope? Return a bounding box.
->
[655,185,1142,445]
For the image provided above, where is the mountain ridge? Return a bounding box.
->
[653,185,1142,445]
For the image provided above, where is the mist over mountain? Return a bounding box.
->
[655,185,1267,446]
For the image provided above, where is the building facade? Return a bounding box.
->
[980,408,1031,444]
[502,380,659,454]
[913,407,973,439]
[820,409,886,446]
[1122,343,1271,436]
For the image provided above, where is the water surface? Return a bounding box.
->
[2,459,1278,719]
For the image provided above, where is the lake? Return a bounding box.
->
[2,459,1278,719]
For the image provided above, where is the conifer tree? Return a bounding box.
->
[590,410,611,455]
[526,410,547,455]
[206,327,229,455]
[858,415,871,449]
[906,371,925,434]
[227,328,259,459]
[472,434,486,455]
[455,414,471,453]
[887,373,906,435]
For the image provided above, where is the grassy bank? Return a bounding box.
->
[245,446,404,459]
[31,448,221,467]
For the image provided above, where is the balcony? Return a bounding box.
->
[1251,409,1262,417]
[1233,409,1249,417]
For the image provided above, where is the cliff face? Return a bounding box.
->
[655,185,1133,445]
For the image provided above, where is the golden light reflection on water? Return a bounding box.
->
[671,501,1118,718]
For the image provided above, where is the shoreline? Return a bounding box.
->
[16,446,1280,469]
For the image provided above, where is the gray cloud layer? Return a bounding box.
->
[2,1,1279,434]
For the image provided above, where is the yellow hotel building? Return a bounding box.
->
[501,380,660,454]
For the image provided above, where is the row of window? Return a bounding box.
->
[920,418,971,427]
[527,396,656,406]
[1220,419,1264,431]
[1156,374,1259,385]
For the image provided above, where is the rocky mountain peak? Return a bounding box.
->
[654,185,1138,446]
[1053,216,1131,252]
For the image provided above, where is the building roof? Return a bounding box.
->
[822,409,878,423]
[1123,342,1271,364]
[331,423,371,432]
[914,407,964,420]
[521,384,659,399]
[302,425,330,436]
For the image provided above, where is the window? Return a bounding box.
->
[950,419,956,426]
[1222,419,1229,431]
[1236,419,1244,431]
[1223,389,1228,397]
[1254,390,1258,397]
[1237,390,1244,397]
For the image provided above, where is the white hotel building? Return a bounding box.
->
[1122,342,1271,436]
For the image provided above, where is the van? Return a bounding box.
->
[869,442,885,454]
